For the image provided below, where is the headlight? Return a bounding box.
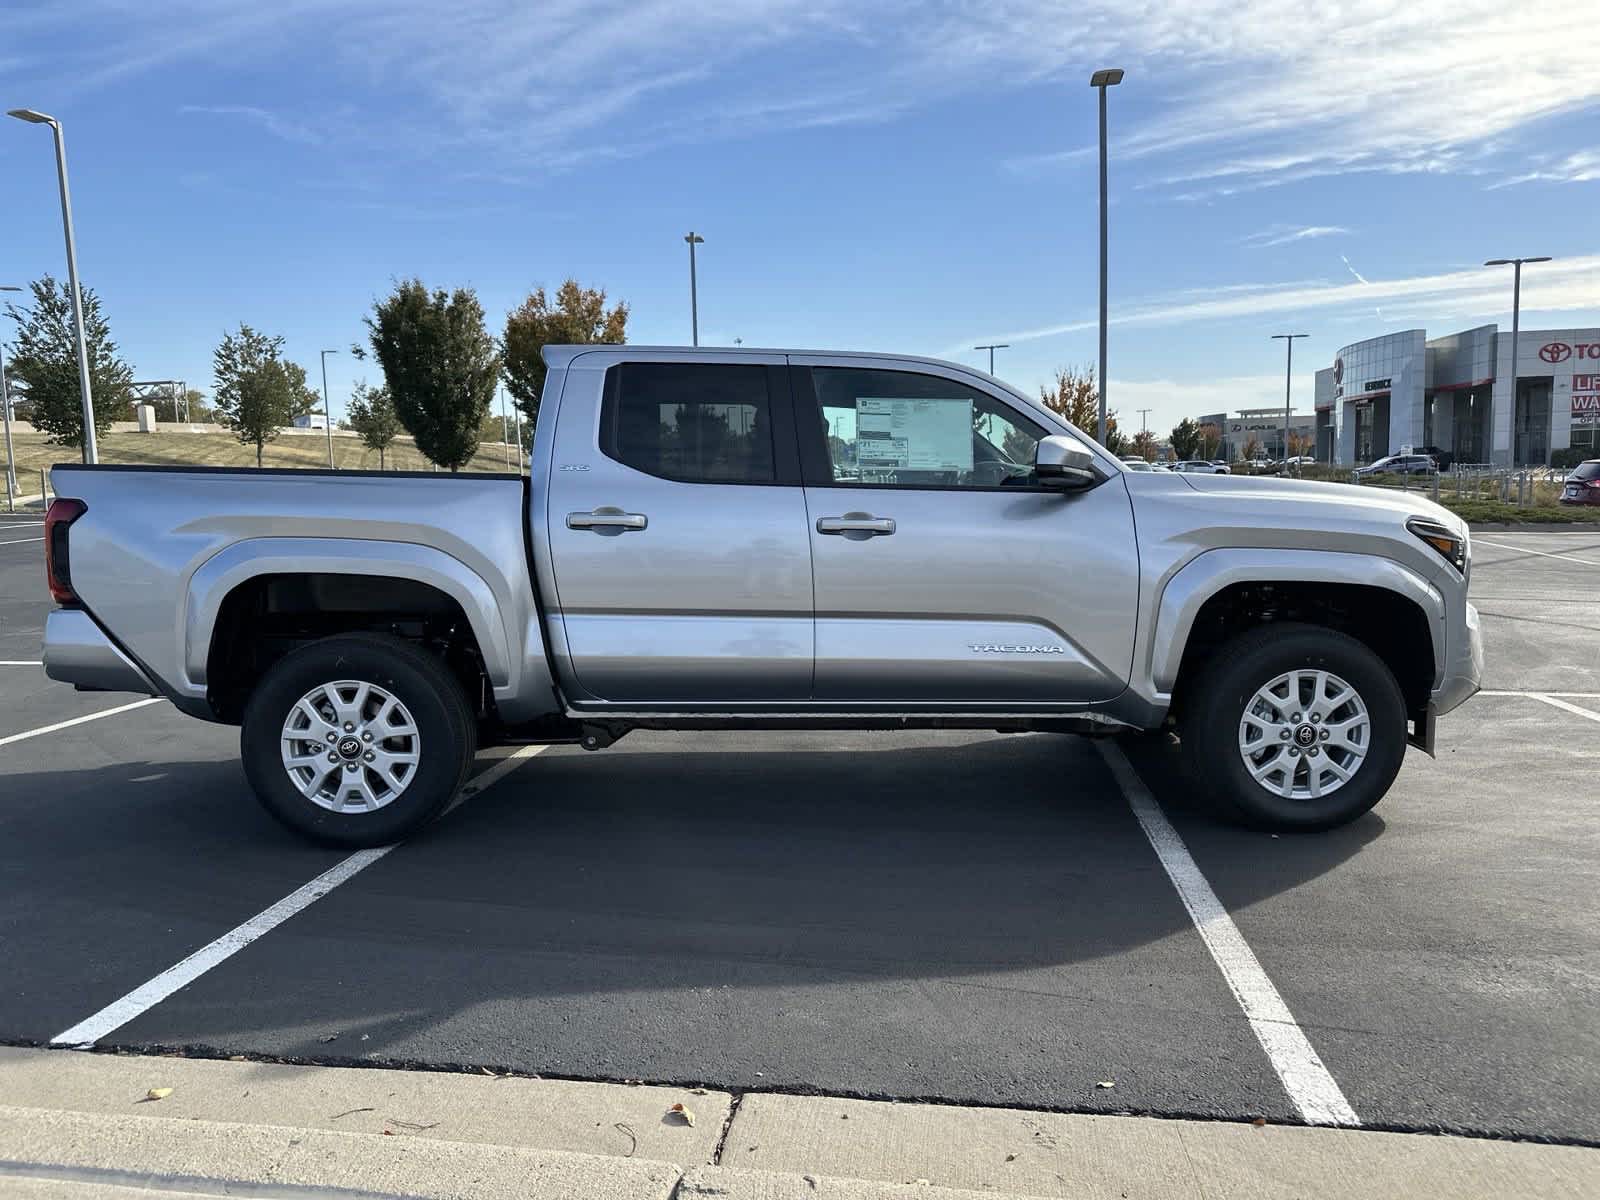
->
[1407,516,1466,574]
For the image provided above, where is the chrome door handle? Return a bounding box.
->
[567,507,648,532]
[816,514,895,536]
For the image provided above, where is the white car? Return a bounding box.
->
[1120,458,1155,472]
[1174,460,1231,475]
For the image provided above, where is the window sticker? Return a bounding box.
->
[855,397,974,473]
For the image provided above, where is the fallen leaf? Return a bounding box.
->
[667,1102,696,1127]
[1096,1080,1115,1089]
[1251,1117,1268,1127]
[1005,1153,1018,1162]
[330,1107,376,1121]
[144,1088,172,1102]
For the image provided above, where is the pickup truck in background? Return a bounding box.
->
[40,346,1482,845]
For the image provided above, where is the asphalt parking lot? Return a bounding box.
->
[1,514,1597,1147]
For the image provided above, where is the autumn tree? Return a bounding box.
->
[368,280,500,471]
[1130,429,1158,461]
[1038,363,1125,454]
[346,380,401,469]
[3,275,130,450]
[1243,435,1263,462]
[1287,429,1314,458]
[212,325,311,467]
[502,280,628,433]
[1197,422,1222,460]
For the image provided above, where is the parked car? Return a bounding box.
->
[1354,453,1437,479]
[1560,460,1600,506]
[1417,446,1455,472]
[41,345,1480,844]
[1120,458,1155,472]
[1174,460,1231,474]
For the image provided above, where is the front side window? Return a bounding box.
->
[603,362,775,483]
[810,368,1045,489]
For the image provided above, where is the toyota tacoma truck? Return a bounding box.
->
[40,346,1482,844]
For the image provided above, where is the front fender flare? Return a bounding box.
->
[1146,548,1445,695]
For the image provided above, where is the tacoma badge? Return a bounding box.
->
[969,644,1065,654]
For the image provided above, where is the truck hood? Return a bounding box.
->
[1171,471,1465,534]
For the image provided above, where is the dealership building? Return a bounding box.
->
[1311,325,1600,466]
[1196,408,1317,461]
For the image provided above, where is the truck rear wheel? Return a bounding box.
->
[1180,622,1407,831]
[241,634,475,847]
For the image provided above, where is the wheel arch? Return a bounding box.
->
[1152,549,1443,726]
[189,539,515,723]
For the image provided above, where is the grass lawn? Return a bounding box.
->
[3,428,521,487]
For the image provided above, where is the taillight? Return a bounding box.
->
[1588,479,1600,490]
[44,497,87,605]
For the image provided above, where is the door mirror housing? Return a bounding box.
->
[1034,434,1098,490]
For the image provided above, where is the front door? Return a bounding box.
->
[790,357,1139,705]
[545,354,813,703]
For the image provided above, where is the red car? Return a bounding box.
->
[1560,460,1600,505]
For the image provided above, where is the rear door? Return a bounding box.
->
[543,353,812,704]
[790,357,1139,704]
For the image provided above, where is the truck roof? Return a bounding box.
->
[540,344,999,376]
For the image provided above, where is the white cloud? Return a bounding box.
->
[11,1,1597,186]
[963,256,1600,350]
[178,105,324,146]
[1244,225,1351,248]
[1490,150,1600,188]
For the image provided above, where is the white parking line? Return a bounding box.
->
[50,743,550,1048]
[0,699,163,749]
[1474,538,1600,567]
[1097,742,1360,1128]
[1521,694,1600,724]
[1478,690,1600,697]
[0,536,44,546]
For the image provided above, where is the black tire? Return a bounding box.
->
[241,634,475,847]
[1179,622,1407,832]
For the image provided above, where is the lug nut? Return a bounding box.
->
[363,751,375,762]
[1291,713,1302,722]
[345,762,358,772]
[1279,730,1290,740]
[343,722,355,732]
[1320,729,1330,740]
[327,752,337,762]
[1308,746,1320,756]
[326,733,337,743]
[1289,748,1300,757]
[361,731,373,742]
[1310,714,1321,723]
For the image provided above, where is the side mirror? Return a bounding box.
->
[1034,434,1098,490]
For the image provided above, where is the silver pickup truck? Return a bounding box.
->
[41,346,1481,844]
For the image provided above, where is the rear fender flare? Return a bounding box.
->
[183,538,513,698]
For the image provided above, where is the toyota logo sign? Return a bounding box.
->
[1541,342,1573,364]
[1333,357,1344,383]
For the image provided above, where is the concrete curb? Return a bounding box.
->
[2,1049,1596,1199]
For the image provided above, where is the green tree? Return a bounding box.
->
[212,324,303,467]
[1039,363,1123,452]
[3,275,131,450]
[346,380,401,469]
[368,280,500,471]
[502,280,627,433]
[1169,417,1200,460]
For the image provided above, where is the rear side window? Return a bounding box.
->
[1574,461,1600,480]
[602,363,776,483]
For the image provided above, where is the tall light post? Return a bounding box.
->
[319,349,339,468]
[8,109,97,464]
[1484,256,1552,466]
[1089,68,1123,448]
[974,343,1010,374]
[1,284,21,501]
[684,232,705,346]
[1272,333,1309,471]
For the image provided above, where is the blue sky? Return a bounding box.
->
[3,0,1597,436]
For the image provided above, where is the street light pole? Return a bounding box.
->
[8,110,97,464]
[319,349,338,468]
[974,343,1010,374]
[684,232,704,347]
[1484,257,1552,466]
[1271,334,1308,472]
[0,285,21,501]
[1089,69,1124,448]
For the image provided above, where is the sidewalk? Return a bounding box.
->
[0,1047,1594,1199]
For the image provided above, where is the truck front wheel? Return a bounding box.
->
[241,634,475,847]
[1181,623,1407,831]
